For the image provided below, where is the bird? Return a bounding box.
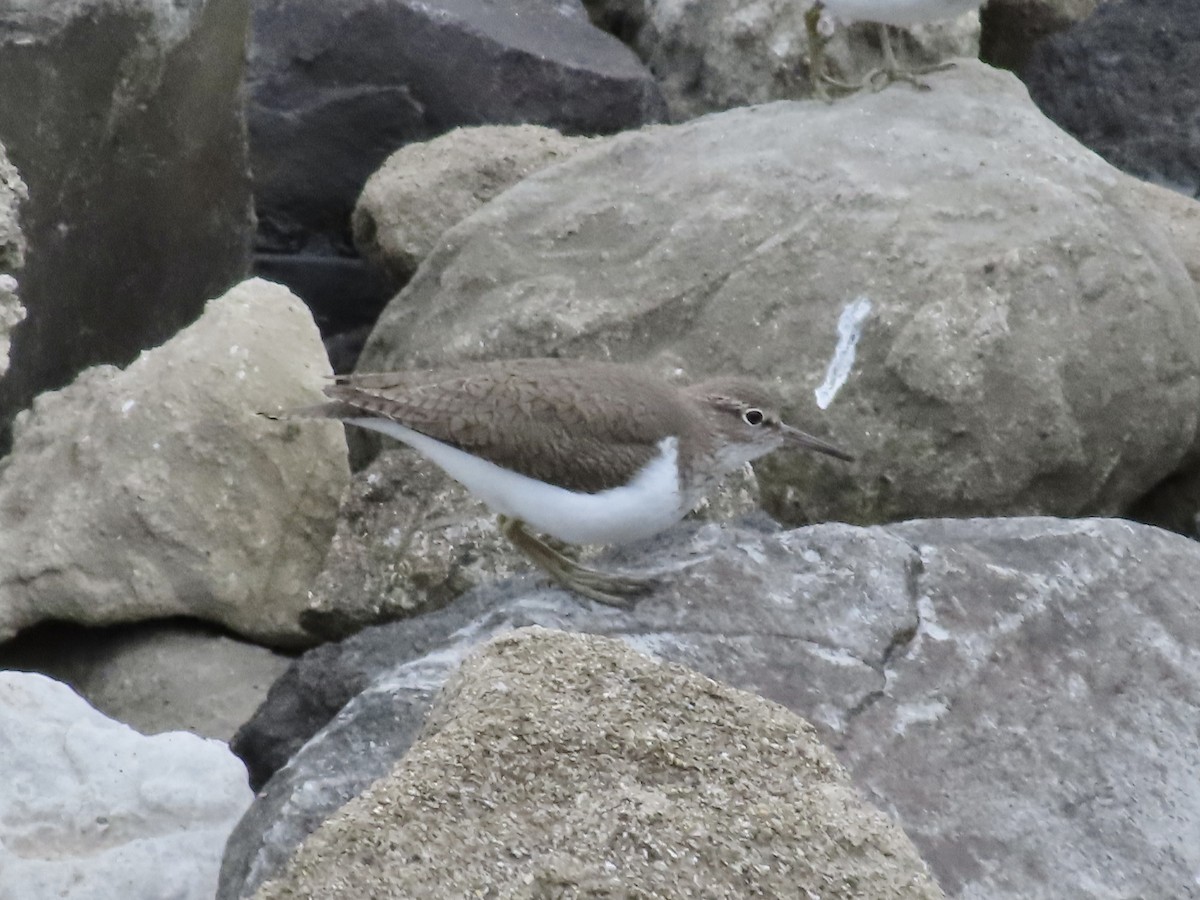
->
[805,0,983,100]
[282,358,854,606]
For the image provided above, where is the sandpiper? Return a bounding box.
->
[288,358,853,605]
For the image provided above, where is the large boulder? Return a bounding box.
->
[0,671,252,900]
[0,0,253,442]
[221,516,1200,900]
[250,628,944,899]
[1022,0,1200,197]
[0,278,349,646]
[356,61,1200,527]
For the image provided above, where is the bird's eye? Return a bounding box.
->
[743,408,765,426]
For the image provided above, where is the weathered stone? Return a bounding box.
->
[357,62,1200,527]
[0,143,26,381]
[1118,177,1200,288]
[0,671,252,900]
[0,278,349,646]
[252,628,944,900]
[0,0,253,442]
[0,619,292,741]
[583,0,979,118]
[1022,0,1200,197]
[248,0,665,341]
[221,516,1200,900]
[297,449,525,640]
[353,125,595,284]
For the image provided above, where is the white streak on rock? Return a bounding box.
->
[815,296,871,410]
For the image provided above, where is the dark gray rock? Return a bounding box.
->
[979,0,1106,73]
[1022,0,1200,197]
[220,516,1200,900]
[0,0,254,443]
[247,0,666,339]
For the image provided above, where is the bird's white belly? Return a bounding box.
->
[821,0,980,26]
[348,419,687,546]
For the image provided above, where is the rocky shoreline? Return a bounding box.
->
[1,0,1199,898]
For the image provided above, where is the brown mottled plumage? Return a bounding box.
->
[316,359,849,498]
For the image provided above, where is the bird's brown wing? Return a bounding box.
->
[324,360,696,494]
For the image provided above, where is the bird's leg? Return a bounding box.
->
[804,2,870,99]
[863,23,955,92]
[497,515,656,608]
[804,2,834,101]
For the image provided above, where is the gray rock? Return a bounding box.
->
[353,125,594,284]
[0,0,253,442]
[0,671,252,900]
[1110,180,1200,534]
[251,628,945,900]
[0,278,349,646]
[980,0,1110,72]
[1022,0,1200,197]
[583,0,979,118]
[248,0,665,334]
[221,516,1200,900]
[0,144,26,381]
[0,619,293,741]
[357,61,1200,527]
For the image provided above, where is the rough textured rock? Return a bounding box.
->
[0,671,252,900]
[1022,0,1200,197]
[296,449,527,640]
[357,62,1200,527]
[353,125,594,284]
[582,0,979,118]
[0,620,292,741]
[251,628,944,900]
[980,0,1110,72]
[0,144,26,380]
[1118,177,1200,289]
[1119,181,1200,536]
[221,516,1200,900]
[248,0,665,343]
[0,278,349,646]
[0,0,253,443]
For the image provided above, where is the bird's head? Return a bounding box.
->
[686,376,854,475]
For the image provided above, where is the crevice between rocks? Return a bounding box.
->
[838,538,926,743]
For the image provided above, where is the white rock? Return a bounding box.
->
[0,277,349,645]
[0,671,252,900]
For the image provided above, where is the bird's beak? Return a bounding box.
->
[780,423,855,462]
